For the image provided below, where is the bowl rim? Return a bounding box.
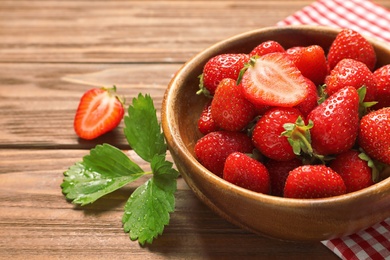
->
[162,25,390,208]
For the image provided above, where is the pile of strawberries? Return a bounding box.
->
[194,28,390,199]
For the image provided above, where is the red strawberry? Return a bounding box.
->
[211,78,256,131]
[197,101,219,135]
[240,52,310,107]
[330,150,374,193]
[327,28,376,71]
[223,152,270,194]
[307,86,359,155]
[294,78,319,117]
[74,86,124,140]
[373,64,390,109]
[358,107,390,165]
[284,165,346,199]
[265,158,302,197]
[249,40,285,57]
[252,107,304,161]
[194,131,254,177]
[325,58,377,101]
[285,46,304,55]
[200,53,250,95]
[287,45,328,86]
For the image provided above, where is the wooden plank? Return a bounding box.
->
[0,149,338,259]
[0,63,181,149]
[0,0,314,63]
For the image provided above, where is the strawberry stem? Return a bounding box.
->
[282,117,327,164]
[236,55,257,85]
[358,149,382,183]
[196,74,212,97]
[357,86,377,118]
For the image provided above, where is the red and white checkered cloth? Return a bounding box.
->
[277,0,390,43]
[277,0,390,259]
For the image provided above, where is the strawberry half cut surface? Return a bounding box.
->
[74,86,125,140]
[241,53,309,107]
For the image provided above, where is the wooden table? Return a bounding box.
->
[1,1,389,259]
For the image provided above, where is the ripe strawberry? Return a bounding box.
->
[74,86,124,140]
[325,58,377,101]
[252,107,304,161]
[307,86,359,155]
[197,101,219,135]
[211,78,256,131]
[265,158,302,197]
[194,131,254,177]
[327,28,376,71]
[249,40,285,57]
[200,53,250,95]
[294,78,319,117]
[358,107,390,165]
[223,152,270,194]
[284,165,346,199]
[330,150,374,193]
[287,45,328,85]
[241,52,310,107]
[285,46,304,55]
[373,64,390,109]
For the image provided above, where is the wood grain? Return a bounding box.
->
[0,0,312,63]
[0,63,180,149]
[0,149,338,259]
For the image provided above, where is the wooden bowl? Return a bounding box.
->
[161,25,390,241]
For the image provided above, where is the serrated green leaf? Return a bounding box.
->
[124,93,166,162]
[151,154,180,189]
[122,154,178,245]
[61,143,145,206]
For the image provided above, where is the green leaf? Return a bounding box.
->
[357,86,378,118]
[61,143,145,206]
[122,154,178,245]
[151,154,180,190]
[124,93,166,162]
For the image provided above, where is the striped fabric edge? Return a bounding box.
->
[276,0,390,43]
[321,219,390,260]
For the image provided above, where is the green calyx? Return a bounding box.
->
[236,55,258,85]
[103,85,125,105]
[358,149,384,183]
[357,86,377,118]
[282,116,327,164]
[282,116,313,156]
[196,74,212,98]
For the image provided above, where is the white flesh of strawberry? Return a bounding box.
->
[242,53,308,107]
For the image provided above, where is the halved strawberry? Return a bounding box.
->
[74,86,125,140]
[240,53,309,107]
